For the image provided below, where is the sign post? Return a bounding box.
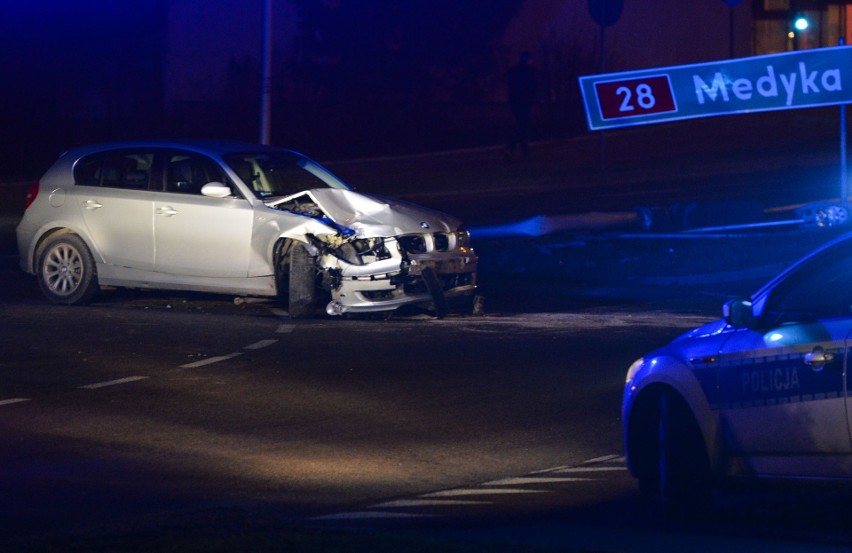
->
[840,39,849,208]
[587,0,624,182]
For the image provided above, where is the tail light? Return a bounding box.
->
[24,181,40,210]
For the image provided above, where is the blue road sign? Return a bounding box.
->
[579,46,852,131]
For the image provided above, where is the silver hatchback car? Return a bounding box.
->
[16,141,478,317]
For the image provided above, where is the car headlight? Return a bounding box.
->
[456,227,471,248]
[626,357,644,386]
[327,237,390,265]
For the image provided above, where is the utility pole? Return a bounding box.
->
[260,0,273,144]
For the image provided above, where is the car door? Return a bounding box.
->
[718,241,852,477]
[153,152,254,278]
[74,150,156,271]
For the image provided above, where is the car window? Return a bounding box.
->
[223,151,350,199]
[165,154,230,195]
[75,151,154,190]
[762,239,852,325]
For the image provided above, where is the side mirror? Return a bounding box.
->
[201,182,232,198]
[723,298,757,329]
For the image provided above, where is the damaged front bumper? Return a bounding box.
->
[315,235,478,316]
[268,188,478,316]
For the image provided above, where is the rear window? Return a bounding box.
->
[74,151,154,190]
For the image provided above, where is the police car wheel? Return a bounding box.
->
[657,392,712,516]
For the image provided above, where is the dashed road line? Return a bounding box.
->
[310,454,627,523]
[583,454,624,464]
[531,456,625,475]
[0,398,32,407]
[550,466,627,474]
[371,499,490,508]
[7,306,290,407]
[421,488,548,498]
[531,464,579,474]
[245,339,278,350]
[480,476,592,486]
[312,511,435,521]
[78,376,150,389]
[180,353,244,368]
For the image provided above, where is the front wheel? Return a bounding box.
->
[37,233,99,305]
[287,242,318,318]
[656,392,713,516]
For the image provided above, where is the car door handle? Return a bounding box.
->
[82,200,103,210]
[803,346,835,371]
[156,206,179,217]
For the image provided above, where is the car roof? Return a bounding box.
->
[748,229,852,302]
[59,140,293,160]
[39,140,307,184]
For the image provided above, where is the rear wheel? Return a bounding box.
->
[37,232,98,305]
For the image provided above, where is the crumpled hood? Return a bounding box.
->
[303,188,461,237]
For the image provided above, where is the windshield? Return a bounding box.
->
[223,151,351,199]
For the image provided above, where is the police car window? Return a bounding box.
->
[762,240,852,325]
[74,152,154,190]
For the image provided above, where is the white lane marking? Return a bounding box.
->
[532,455,625,474]
[583,454,623,464]
[277,323,296,334]
[420,488,547,498]
[78,376,149,390]
[306,457,628,523]
[0,398,32,406]
[181,353,243,368]
[531,465,577,474]
[245,339,278,350]
[480,476,592,486]
[370,499,490,508]
[551,466,628,474]
[311,511,434,521]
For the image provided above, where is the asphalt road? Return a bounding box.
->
[0,252,695,550]
[3,252,852,551]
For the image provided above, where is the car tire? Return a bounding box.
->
[656,392,713,517]
[421,266,448,319]
[37,232,99,305]
[288,242,318,318]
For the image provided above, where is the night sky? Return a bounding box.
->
[1,1,538,176]
[0,0,747,178]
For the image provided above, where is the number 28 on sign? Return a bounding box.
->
[594,75,677,120]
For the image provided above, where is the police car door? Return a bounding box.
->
[717,239,852,478]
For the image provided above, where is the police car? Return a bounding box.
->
[623,231,852,512]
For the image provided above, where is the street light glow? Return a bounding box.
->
[794,17,809,31]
